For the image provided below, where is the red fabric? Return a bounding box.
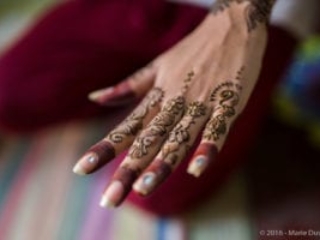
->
[0,0,206,132]
[0,0,297,215]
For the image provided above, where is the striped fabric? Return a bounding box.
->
[0,119,251,240]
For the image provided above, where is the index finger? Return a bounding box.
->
[73,88,164,175]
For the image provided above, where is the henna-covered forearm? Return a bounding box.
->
[211,0,276,32]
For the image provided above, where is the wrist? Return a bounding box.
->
[187,2,270,67]
[206,0,275,35]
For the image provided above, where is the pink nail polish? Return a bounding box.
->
[73,153,98,175]
[188,143,218,177]
[187,155,209,177]
[73,141,115,175]
[104,167,140,206]
[92,82,136,106]
[100,181,124,208]
[133,172,157,195]
[88,87,115,101]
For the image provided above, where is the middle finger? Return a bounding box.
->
[99,96,186,207]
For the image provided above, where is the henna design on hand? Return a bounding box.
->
[128,96,186,159]
[236,66,245,81]
[204,82,242,141]
[211,0,275,32]
[182,71,195,93]
[133,101,208,195]
[161,101,208,166]
[107,88,164,144]
[245,0,275,32]
[211,0,240,14]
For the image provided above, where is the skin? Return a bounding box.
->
[73,0,276,208]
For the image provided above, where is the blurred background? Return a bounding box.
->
[0,1,320,240]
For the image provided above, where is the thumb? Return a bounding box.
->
[89,64,156,106]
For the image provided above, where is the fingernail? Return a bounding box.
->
[133,172,156,195]
[90,82,135,106]
[133,160,172,195]
[75,141,115,175]
[88,87,114,101]
[188,143,218,177]
[100,181,124,208]
[99,195,114,208]
[73,154,98,175]
[187,155,209,177]
[72,164,87,175]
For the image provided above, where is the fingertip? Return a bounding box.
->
[133,160,172,196]
[72,153,98,175]
[88,86,115,100]
[73,141,115,175]
[90,82,137,106]
[133,172,157,196]
[72,163,88,176]
[100,180,124,208]
[187,155,209,178]
[188,143,218,177]
[99,195,116,209]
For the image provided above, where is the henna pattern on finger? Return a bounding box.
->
[204,82,242,141]
[106,88,164,144]
[74,89,163,176]
[182,71,195,93]
[161,102,208,167]
[133,102,208,195]
[211,0,275,32]
[128,96,186,159]
[185,83,242,177]
[188,72,245,177]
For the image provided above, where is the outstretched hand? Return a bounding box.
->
[73,0,274,208]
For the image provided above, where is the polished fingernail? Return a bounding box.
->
[73,153,98,175]
[187,155,208,177]
[88,87,114,101]
[133,160,172,195]
[99,195,114,208]
[100,181,124,208]
[72,164,87,175]
[91,82,135,106]
[133,172,156,195]
[188,143,218,177]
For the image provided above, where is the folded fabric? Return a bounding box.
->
[0,0,206,132]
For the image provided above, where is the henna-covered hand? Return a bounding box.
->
[73,0,275,208]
